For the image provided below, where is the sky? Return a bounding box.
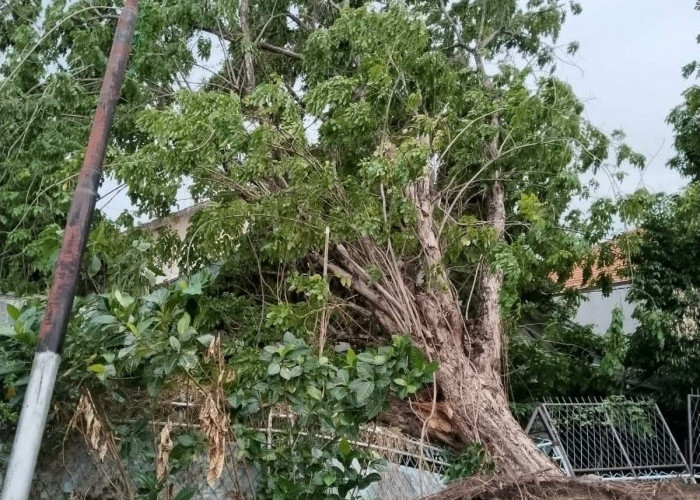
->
[554,0,696,202]
[98,0,699,220]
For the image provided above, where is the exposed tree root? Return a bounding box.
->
[420,476,698,500]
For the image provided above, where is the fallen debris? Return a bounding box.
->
[420,475,699,500]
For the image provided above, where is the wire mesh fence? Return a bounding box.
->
[7,395,697,496]
[689,394,700,478]
[526,397,691,481]
[0,421,449,499]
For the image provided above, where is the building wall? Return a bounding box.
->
[142,206,199,283]
[0,295,15,325]
[573,283,639,335]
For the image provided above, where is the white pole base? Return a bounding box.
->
[1,352,60,500]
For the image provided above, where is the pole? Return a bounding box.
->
[0,1,139,498]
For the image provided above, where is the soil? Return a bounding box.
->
[421,476,700,500]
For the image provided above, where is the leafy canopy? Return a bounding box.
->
[0,0,646,494]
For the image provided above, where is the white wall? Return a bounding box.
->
[574,283,638,335]
[0,294,15,324]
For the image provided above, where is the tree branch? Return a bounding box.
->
[238,0,255,94]
[193,23,302,60]
[285,11,311,31]
[257,41,301,60]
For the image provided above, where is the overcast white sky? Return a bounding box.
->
[555,0,696,202]
[98,0,699,220]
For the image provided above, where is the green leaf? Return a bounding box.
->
[143,288,168,305]
[268,362,281,376]
[87,364,104,374]
[356,362,372,380]
[196,334,215,347]
[336,369,349,385]
[92,315,118,325]
[348,379,374,402]
[177,313,191,336]
[306,386,323,400]
[178,352,198,371]
[114,290,134,309]
[118,345,136,359]
[6,303,20,320]
[177,434,196,447]
[357,352,374,363]
[373,355,387,365]
[169,336,181,352]
[280,366,292,380]
[358,472,382,489]
[346,347,356,365]
[338,438,351,458]
[182,282,202,296]
[330,387,347,400]
[87,254,101,278]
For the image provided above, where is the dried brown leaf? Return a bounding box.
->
[199,393,228,486]
[70,392,106,460]
[156,420,173,480]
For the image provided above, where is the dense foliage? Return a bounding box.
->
[2,270,435,498]
[0,0,659,495]
[624,187,700,407]
[620,10,700,408]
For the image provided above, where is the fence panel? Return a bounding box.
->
[689,394,700,478]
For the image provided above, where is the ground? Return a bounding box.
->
[423,476,700,500]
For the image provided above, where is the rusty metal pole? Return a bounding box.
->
[1,1,139,498]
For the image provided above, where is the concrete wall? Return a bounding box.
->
[0,295,15,325]
[573,283,639,335]
[142,206,198,283]
[0,436,444,500]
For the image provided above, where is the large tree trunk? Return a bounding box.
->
[238,0,255,95]
[328,170,560,476]
[410,173,558,476]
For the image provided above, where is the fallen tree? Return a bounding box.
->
[1,0,638,495]
[110,0,617,478]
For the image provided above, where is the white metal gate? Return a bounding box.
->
[527,398,692,481]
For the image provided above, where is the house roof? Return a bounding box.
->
[562,247,630,290]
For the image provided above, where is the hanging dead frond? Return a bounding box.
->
[199,393,228,486]
[199,334,231,486]
[69,391,109,461]
[156,420,173,481]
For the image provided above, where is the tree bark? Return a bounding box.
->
[238,0,255,95]
[474,179,505,374]
[411,170,559,475]
[328,166,560,476]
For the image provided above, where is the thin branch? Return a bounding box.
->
[285,11,311,31]
[193,23,302,60]
[257,41,301,59]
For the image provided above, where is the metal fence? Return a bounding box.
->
[526,397,691,481]
[0,423,448,499]
[689,394,700,479]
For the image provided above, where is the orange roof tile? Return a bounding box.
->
[562,247,630,290]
